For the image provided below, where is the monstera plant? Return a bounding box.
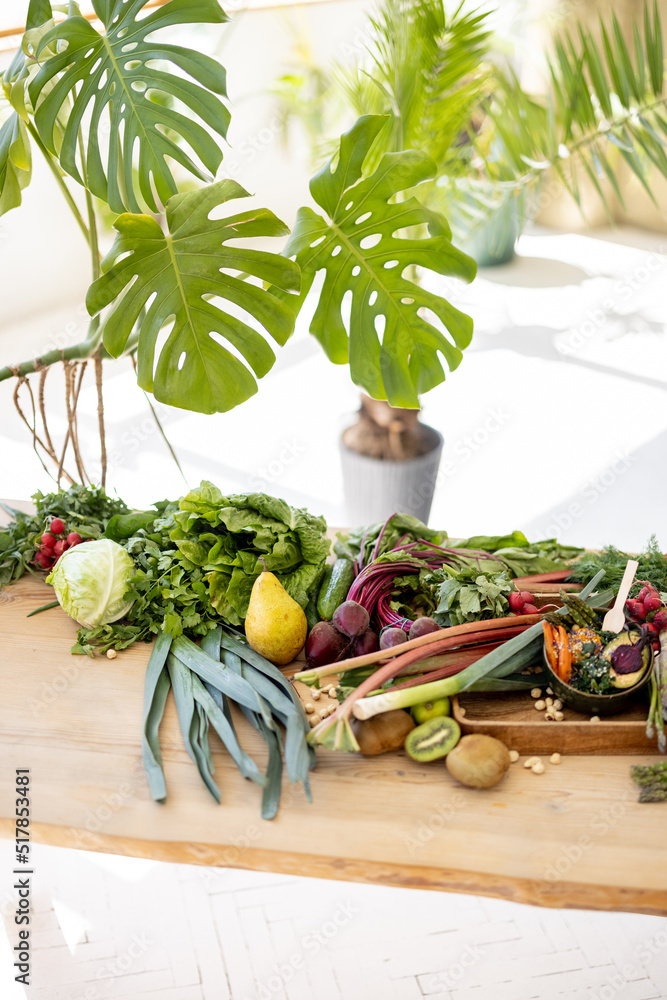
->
[0,0,476,487]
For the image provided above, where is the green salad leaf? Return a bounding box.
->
[434,568,514,627]
[172,483,330,624]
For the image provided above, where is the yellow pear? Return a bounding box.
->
[245,570,307,665]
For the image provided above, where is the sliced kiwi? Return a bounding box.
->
[404,716,461,762]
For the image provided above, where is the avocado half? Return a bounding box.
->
[602,632,652,690]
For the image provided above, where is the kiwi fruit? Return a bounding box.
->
[404,716,461,762]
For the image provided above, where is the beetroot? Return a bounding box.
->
[653,609,667,631]
[408,617,440,640]
[333,601,370,639]
[305,622,349,669]
[355,629,379,656]
[379,627,409,650]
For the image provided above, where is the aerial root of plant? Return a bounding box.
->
[7,360,106,488]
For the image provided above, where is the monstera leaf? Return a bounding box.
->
[0,113,32,217]
[278,115,477,408]
[86,180,301,414]
[29,0,230,214]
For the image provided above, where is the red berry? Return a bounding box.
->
[626,599,646,620]
[53,539,69,557]
[41,532,56,548]
[49,518,65,535]
[522,603,539,615]
[66,532,82,547]
[644,595,663,612]
[508,591,524,611]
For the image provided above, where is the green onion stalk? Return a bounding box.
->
[306,571,607,752]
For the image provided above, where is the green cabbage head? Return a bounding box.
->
[47,538,135,628]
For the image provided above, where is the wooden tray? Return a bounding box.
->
[452,691,655,755]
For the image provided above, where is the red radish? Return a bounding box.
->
[638,586,650,601]
[53,539,69,557]
[522,603,539,615]
[645,622,659,634]
[626,599,646,620]
[508,591,525,611]
[652,609,667,631]
[34,552,53,569]
[66,532,82,547]
[39,544,55,557]
[49,518,65,535]
[41,532,56,548]
[518,591,534,605]
[644,595,663,612]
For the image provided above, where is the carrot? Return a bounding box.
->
[556,625,572,683]
[542,621,559,674]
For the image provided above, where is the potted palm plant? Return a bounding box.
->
[271,0,667,521]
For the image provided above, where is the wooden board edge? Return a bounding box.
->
[451,697,657,755]
[5,819,666,917]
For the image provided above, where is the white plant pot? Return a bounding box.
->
[340,427,444,526]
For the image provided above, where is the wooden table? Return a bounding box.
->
[1,543,666,916]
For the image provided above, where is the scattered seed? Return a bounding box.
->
[554,711,564,721]
[509,750,520,763]
[550,753,561,765]
[304,703,314,713]
[309,714,321,727]
[459,707,466,717]
[106,648,117,660]
[534,700,546,711]
[530,688,542,699]
[544,710,556,721]
[590,715,601,723]
[546,687,553,696]
[329,685,339,695]
[312,689,321,700]
[545,697,554,707]
[532,761,545,774]
[553,699,563,710]
[524,756,540,768]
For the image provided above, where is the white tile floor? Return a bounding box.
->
[1,842,667,1000]
[2,225,667,997]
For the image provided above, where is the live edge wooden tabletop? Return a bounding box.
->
[1,556,667,916]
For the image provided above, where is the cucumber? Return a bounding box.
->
[305,565,327,632]
[317,558,355,621]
